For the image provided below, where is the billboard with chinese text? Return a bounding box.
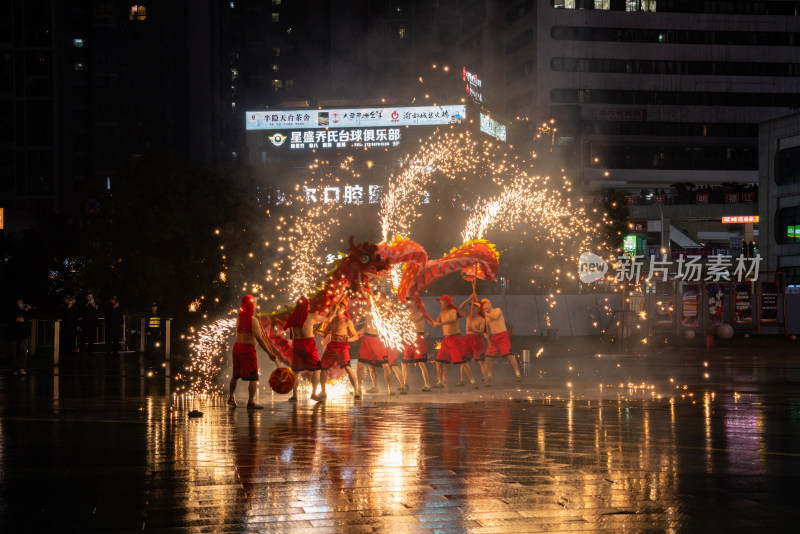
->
[246,105,466,130]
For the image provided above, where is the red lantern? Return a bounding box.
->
[269,367,295,394]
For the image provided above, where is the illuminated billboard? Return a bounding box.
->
[479,113,506,142]
[266,127,402,150]
[246,105,465,130]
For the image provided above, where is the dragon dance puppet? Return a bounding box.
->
[259,236,500,370]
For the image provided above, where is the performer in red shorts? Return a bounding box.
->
[357,293,403,395]
[227,294,280,409]
[285,296,331,402]
[319,299,359,396]
[402,296,435,392]
[481,298,521,383]
[432,294,478,389]
[459,294,488,386]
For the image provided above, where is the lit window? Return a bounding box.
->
[272,79,283,91]
[272,0,281,5]
[273,47,280,57]
[230,1,235,7]
[231,68,238,81]
[129,5,146,21]
[232,101,236,109]
[399,27,406,38]
[74,62,87,71]
[272,12,279,22]
[73,38,85,47]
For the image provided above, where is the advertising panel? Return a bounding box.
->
[479,113,507,142]
[707,283,726,326]
[759,281,779,323]
[266,128,403,150]
[653,281,674,325]
[733,281,753,325]
[246,105,466,130]
[681,284,700,327]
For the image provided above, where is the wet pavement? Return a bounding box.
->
[2,338,800,533]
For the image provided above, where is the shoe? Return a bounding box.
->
[486,377,492,386]
[455,381,465,387]
[432,382,444,389]
[421,385,431,392]
[516,374,522,382]
[227,397,237,407]
[400,386,408,394]
[471,382,479,389]
[246,402,264,409]
[310,394,324,402]
[19,369,27,376]
[288,396,298,403]
[354,390,362,399]
[366,387,379,394]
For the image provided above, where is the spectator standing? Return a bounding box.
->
[59,295,78,356]
[145,301,163,362]
[9,297,32,375]
[78,293,100,355]
[105,296,124,357]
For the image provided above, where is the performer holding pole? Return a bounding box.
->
[402,295,435,392]
[481,298,522,383]
[285,296,331,402]
[319,298,360,397]
[460,293,488,385]
[228,295,280,409]
[432,294,478,389]
[357,292,402,395]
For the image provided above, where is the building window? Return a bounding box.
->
[775,145,800,186]
[285,79,294,89]
[272,79,283,91]
[273,47,281,57]
[775,206,800,244]
[73,38,85,47]
[230,1,235,8]
[272,12,279,22]
[129,5,147,21]
[272,0,281,4]
[399,27,406,38]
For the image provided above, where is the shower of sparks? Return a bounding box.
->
[368,292,416,351]
[175,317,237,397]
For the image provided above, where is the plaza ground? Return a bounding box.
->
[1,336,799,532]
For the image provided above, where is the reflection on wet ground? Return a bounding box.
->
[1,343,799,532]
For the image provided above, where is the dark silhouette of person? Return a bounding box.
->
[105,296,124,357]
[59,295,78,356]
[9,297,32,375]
[78,293,100,355]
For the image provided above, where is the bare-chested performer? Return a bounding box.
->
[460,294,489,385]
[319,298,360,397]
[357,293,404,395]
[285,296,331,402]
[432,294,478,389]
[402,295,435,392]
[228,294,280,409]
[481,298,521,383]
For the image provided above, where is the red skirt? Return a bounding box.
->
[403,333,428,362]
[232,342,259,381]
[291,337,321,371]
[321,341,351,369]
[359,335,389,367]
[462,333,485,361]
[486,331,512,357]
[436,335,467,364]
